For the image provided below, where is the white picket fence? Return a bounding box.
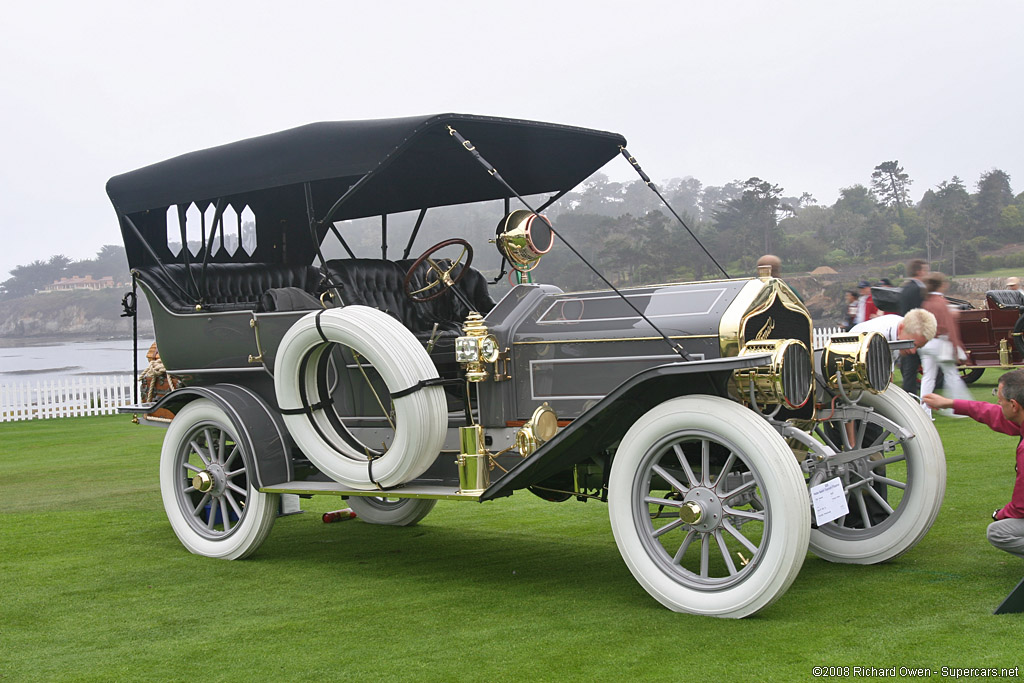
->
[813,326,846,349]
[0,375,137,422]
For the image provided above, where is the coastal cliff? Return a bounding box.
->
[0,290,153,340]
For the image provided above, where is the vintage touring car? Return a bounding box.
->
[108,114,945,618]
[874,284,1024,384]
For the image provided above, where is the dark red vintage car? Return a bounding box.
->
[873,286,1024,384]
[956,290,1024,383]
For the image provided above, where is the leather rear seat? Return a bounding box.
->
[134,263,323,313]
[986,289,1024,310]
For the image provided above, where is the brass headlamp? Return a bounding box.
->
[515,403,559,457]
[820,331,892,395]
[495,210,554,273]
[735,338,812,409]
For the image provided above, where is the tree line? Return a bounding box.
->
[528,164,1024,291]
[4,162,1023,300]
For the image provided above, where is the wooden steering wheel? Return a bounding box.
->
[403,239,474,303]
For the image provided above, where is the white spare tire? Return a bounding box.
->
[274,306,447,490]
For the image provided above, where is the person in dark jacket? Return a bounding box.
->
[898,258,929,395]
[924,369,1024,558]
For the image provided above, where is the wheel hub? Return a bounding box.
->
[193,463,227,495]
[682,487,724,533]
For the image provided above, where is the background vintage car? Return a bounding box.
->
[874,284,1024,384]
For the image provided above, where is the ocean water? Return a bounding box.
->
[0,339,154,386]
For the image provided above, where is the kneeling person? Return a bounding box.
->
[923,369,1024,559]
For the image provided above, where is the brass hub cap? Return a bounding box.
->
[192,463,227,495]
[679,501,703,525]
[193,470,214,492]
[682,487,724,533]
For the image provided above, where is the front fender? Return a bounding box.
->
[481,354,770,501]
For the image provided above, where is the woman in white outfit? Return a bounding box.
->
[919,272,970,417]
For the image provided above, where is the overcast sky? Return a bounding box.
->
[1,0,1021,279]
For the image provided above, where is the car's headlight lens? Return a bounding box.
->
[735,338,812,409]
[821,331,892,395]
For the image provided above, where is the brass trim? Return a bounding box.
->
[718,278,811,358]
[513,334,716,346]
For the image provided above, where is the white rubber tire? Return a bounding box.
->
[608,396,810,619]
[347,496,437,526]
[159,399,278,560]
[809,385,946,564]
[274,306,447,490]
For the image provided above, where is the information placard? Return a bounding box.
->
[810,477,849,526]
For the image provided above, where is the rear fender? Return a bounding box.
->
[150,384,293,488]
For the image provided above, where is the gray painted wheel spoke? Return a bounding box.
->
[715,530,738,576]
[652,517,686,538]
[701,439,711,486]
[855,419,868,448]
[652,463,689,495]
[645,495,683,508]
[219,498,231,531]
[866,429,892,449]
[226,482,247,497]
[192,492,211,517]
[215,429,225,464]
[183,485,196,494]
[225,490,244,519]
[700,534,710,577]
[673,529,697,564]
[183,462,202,474]
[724,506,764,522]
[722,519,759,555]
[839,422,853,450]
[722,478,757,501]
[205,501,217,530]
[715,453,736,489]
[869,473,906,490]
[672,443,699,488]
[815,424,841,452]
[204,428,218,462]
[863,484,895,514]
[854,489,872,528]
[223,446,240,470]
[190,439,212,467]
[225,468,246,479]
[871,453,907,468]
[844,476,873,493]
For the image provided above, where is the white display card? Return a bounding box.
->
[810,477,850,526]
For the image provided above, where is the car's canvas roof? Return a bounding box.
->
[106,114,627,220]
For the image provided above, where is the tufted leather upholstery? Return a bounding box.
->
[324,258,495,337]
[986,289,1024,310]
[135,263,323,313]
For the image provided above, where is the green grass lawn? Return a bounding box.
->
[2,376,1024,681]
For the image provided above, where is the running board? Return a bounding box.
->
[260,480,482,501]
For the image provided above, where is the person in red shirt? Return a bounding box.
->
[924,369,1024,558]
[853,280,879,325]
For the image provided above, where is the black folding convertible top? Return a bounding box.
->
[107,113,626,218]
[108,114,626,268]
